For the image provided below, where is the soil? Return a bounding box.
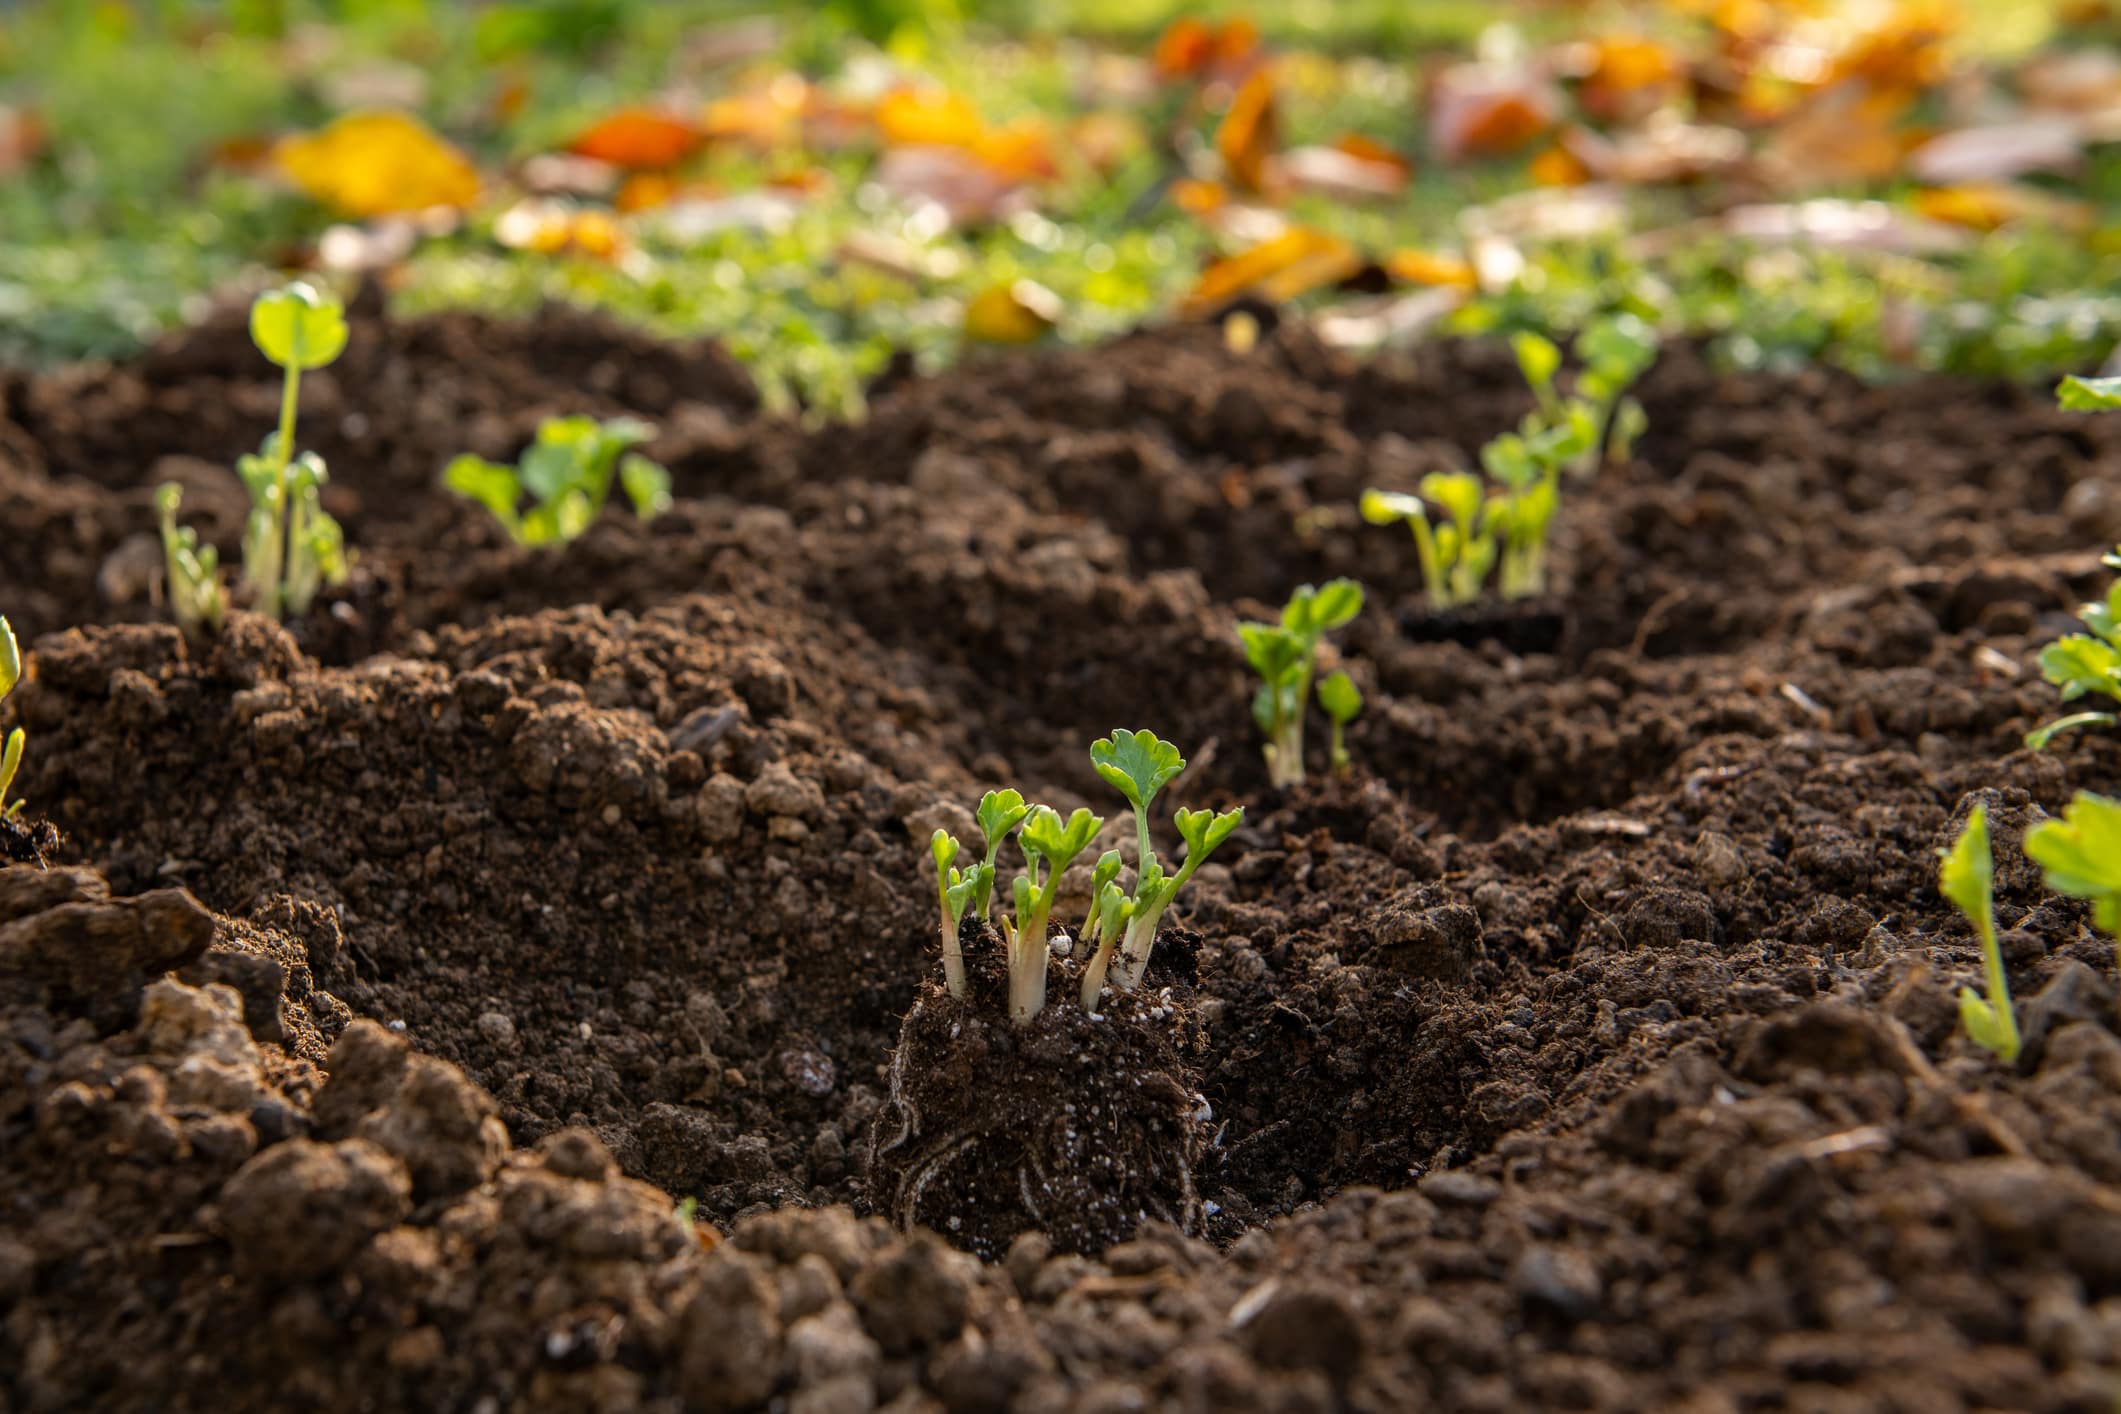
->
[5,295,2121,1410]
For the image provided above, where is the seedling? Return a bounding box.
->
[1317,671,1361,775]
[929,830,982,1000]
[2058,374,2121,411]
[444,415,672,546]
[1240,579,1363,788]
[0,617,24,819]
[157,485,225,639]
[2023,792,2121,966]
[1003,805,1104,1022]
[2026,546,2121,749]
[1080,729,1244,1009]
[1939,805,2020,1064]
[158,283,352,629]
[1364,316,1657,611]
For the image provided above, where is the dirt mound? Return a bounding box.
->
[5,307,2121,1409]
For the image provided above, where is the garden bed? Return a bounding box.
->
[4,301,2121,1411]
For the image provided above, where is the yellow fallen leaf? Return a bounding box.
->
[1384,249,1477,289]
[1182,227,1362,315]
[275,110,479,218]
[1217,67,1278,193]
[964,280,1062,343]
[876,88,984,148]
[1913,182,2092,232]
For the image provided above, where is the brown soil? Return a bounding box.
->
[5,298,2121,1410]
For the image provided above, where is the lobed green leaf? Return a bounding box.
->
[249,283,348,371]
[1091,728,1185,812]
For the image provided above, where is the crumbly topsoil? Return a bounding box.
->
[4,298,2121,1410]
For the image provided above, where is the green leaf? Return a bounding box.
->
[1308,578,1364,632]
[930,828,960,874]
[2059,374,2121,411]
[2039,635,2121,703]
[1511,330,1561,392]
[1239,622,1305,684]
[520,424,592,503]
[1959,987,2015,1058]
[444,454,524,533]
[1091,728,1185,813]
[1576,312,1659,385]
[1020,805,1102,872]
[0,616,18,700]
[976,789,1032,855]
[249,282,348,371]
[1360,489,1425,526]
[1175,805,1244,863]
[0,726,20,814]
[1938,805,1994,935]
[2023,791,2121,936]
[1609,396,1649,463]
[1419,470,1484,531]
[1317,670,1361,725]
[1480,434,1536,489]
[619,453,672,520]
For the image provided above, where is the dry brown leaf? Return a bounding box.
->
[1429,62,1562,162]
[1182,227,1363,315]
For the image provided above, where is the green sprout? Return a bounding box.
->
[1317,670,1362,775]
[2058,374,2121,411]
[930,830,984,1001]
[444,415,672,547]
[1940,805,2020,1064]
[0,617,24,819]
[158,283,352,628]
[2023,791,2121,972]
[2026,546,2121,749]
[156,484,225,639]
[243,283,351,620]
[1240,579,1363,789]
[969,788,1031,916]
[1080,729,1243,1009]
[1003,805,1103,1022]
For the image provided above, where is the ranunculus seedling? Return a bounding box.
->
[930,829,984,1000]
[1940,805,2020,1064]
[0,616,23,819]
[1080,729,1243,1009]
[2023,792,2121,969]
[160,283,353,628]
[1240,579,1363,788]
[156,485,226,640]
[1004,805,1103,1021]
[2059,374,2121,411]
[445,414,672,547]
[1316,670,1361,775]
[2026,547,2121,749]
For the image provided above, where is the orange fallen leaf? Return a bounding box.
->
[965,280,1062,343]
[1216,67,1278,193]
[1172,178,1230,216]
[567,108,703,170]
[1827,0,1958,95]
[1528,143,1590,186]
[1913,182,2092,232]
[876,88,984,149]
[1430,64,1560,162]
[1332,133,1410,177]
[1152,17,1260,82]
[973,117,1057,183]
[275,110,480,218]
[1384,249,1477,289]
[1578,34,1683,120]
[614,171,680,213]
[700,74,811,150]
[1183,226,1363,315]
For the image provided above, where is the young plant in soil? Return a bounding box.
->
[1317,669,1362,775]
[1239,580,1363,788]
[2023,791,2121,972]
[871,730,1240,1257]
[1940,805,2020,1064]
[0,617,25,820]
[444,414,672,546]
[2028,377,2121,747]
[1362,315,1658,617]
[2025,545,2121,749]
[157,283,353,629]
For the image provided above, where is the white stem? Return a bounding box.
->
[1009,921,1048,1024]
[940,913,966,999]
[1080,932,1116,1012]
